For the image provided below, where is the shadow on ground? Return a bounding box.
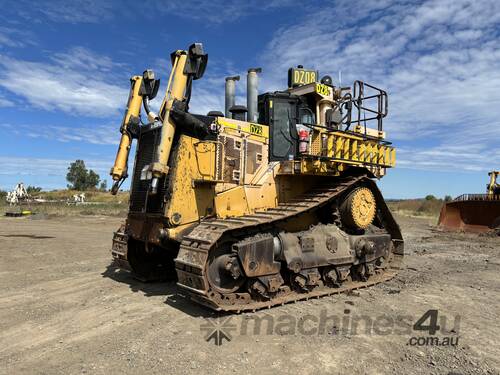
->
[0,234,55,239]
[101,263,219,318]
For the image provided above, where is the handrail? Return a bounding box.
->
[453,194,500,202]
[352,80,388,133]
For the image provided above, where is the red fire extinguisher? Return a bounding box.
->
[298,129,309,154]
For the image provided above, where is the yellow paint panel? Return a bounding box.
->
[359,143,366,162]
[366,144,371,164]
[194,141,216,180]
[372,144,378,164]
[352,139,358,161]
[215,186,249,218]
[378,146,384,165]
[217,117,269,139]
[343,138,350,160]
[335,137,342,159]
[331,131,363,141]
[165,135,215,228]
[327,134,334,158]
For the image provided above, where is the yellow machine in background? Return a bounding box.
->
[439,171,500,233]
[110,43,403,311]
[487,171,499,196]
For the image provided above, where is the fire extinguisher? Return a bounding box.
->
[298,129,309,154]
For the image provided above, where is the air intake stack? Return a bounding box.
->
[247,68,262,123]
[225,75,240,118]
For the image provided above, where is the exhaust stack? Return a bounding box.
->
[225,75,240,118]
[247,68,262,123]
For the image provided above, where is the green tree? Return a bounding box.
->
[26,186,42,194]
[444,195,453,202]
[87,170,100,190]
[425,194,436,201]
[99,180,108,192]
[66,160,100,190]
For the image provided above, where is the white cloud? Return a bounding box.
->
[260,0,500,172]
[10,0,114,24]
[0,94,14,108]
[145,0,296,24]
[0,48,129,117]
[1,122,119,146]
[0,26,37,48]
[188,84,225,116]
[148,55,237,116]
[6,0,295,26]
[51,47,126,73]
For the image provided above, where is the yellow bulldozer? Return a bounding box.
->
[109,43,404,312]
[438,171,500,233]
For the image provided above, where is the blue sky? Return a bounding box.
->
[0,0,499,198]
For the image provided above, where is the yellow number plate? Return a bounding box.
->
[315,83,331,96]
[250,124,263,135]
[288,68,317,87]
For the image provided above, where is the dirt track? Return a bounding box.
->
[0,214,498,375]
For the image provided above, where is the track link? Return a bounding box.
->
[175,175,404,312]
[111,225,131,271]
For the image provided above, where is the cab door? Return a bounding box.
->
[268,97,298,161]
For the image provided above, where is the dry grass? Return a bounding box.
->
[387,198,444,220]
[0,190,129,218]
[2,188,446,221]
[36,190,129,203]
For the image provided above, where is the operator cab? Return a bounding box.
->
[257,66,338,161]
[257,66,388,163]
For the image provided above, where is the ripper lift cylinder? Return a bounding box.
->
[150,52,189,192]
[110,75,144,185]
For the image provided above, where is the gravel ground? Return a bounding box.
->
[0,214,498,375]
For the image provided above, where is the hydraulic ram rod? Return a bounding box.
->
[150,51,189,193]
[110,75,144,193]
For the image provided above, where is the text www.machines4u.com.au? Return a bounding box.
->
[200,309,460,346]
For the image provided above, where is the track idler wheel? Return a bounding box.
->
[340,187,376,230]
[207,253,245,294]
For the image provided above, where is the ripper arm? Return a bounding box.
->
[149,43,207,194]
[110,43,207,195]
[110,71,160,194]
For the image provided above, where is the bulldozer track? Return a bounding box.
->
[175,175,404,312]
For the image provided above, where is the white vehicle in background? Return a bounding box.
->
[71,193,86,204]
[6,183,30,205]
